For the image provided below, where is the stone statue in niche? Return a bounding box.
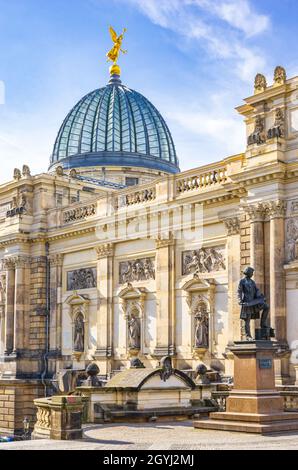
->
[194,302,209,349]
[0,274,6,304]
[267,108,285,139]
[182,247,226,275]
[247,115,266,145]
[119,258,155,284]
[286,218,298,262]
[128,314,140,350]
[73,313,84,352]
[67,268,97,291]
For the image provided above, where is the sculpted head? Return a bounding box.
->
[243,266,254,278]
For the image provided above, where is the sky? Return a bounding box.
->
[0,0,298,182]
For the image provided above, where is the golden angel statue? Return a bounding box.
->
[106,26,127,64]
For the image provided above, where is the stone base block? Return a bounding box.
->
[226,390,283,414]
[194,410,298,434]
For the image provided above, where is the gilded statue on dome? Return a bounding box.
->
[106,26,127,65]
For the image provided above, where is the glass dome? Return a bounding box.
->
[49,75,179,174]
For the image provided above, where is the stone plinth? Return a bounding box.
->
[194,341,298,434]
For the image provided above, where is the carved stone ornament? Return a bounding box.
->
[222,216,240,236]
[254,73,267,93]
[49,253,64,267]
[247,115,266,146]
[245,203,268,222]
[56,166,64,177]
[267,200,286,219]
[13,168,21,180]
[182,247,226,276]
[267,108,285,139]
[155,232,175,249]
[6,192,31,218]
[22,165,31,177]
[274,66,286,86]
[67,267,97,291]
[160,356,174,382]
[119,258,155,284]
[96,243,114,259]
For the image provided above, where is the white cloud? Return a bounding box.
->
[126,0,270,82]
[204,0,270,37]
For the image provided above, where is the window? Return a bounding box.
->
[125,177,139,187]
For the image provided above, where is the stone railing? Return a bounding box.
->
[213,386,298,413]
[63,203,96,224]
[211,389,230,411]
[118,185,157,208]
[32,398,52,439]
[279,387,298,412]
[176,166,228,195]
[32,396,84,440]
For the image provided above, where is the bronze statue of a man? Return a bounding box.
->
[237,267,269,341]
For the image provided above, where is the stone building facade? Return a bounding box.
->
[1,65,298,434]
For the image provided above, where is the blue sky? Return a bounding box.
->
[0,0,298,182]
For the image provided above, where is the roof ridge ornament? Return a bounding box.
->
[106,26,127,79]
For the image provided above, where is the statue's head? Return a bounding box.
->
[243,266,254,278]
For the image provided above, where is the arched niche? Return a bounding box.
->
[118,284,147,357]
[66,292,90,360]
[181,276,216,358]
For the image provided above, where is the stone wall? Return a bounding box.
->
[0,380,44,435]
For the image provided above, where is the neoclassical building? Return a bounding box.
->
[1,64,298,434]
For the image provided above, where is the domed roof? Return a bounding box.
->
[49,74,179,174]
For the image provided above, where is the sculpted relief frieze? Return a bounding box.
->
[182,247,226,276]
[119,258,155,284]
[67,267,97,291]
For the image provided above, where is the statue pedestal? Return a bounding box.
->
[194,341,298,434]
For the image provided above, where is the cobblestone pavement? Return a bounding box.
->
[1,421,298,450]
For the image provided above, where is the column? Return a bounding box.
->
[3,258,15,355]
[13,256,30,353]
[49,254,64,354]
[95,244,114,373]
[246,203,267,293]
[268,200,287,344]
[154,234,176,357]
[222,217,241,344]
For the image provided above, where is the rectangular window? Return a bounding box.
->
[125,177,139,187]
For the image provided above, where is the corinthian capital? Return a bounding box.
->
[245,203,267,222]
[3,257,15,270]
[96,243,114,259]
[13,255,31,268]
[49,253,64,267]
[222,216,240,236]
[155,232,175,249]
[267,200,286,219]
